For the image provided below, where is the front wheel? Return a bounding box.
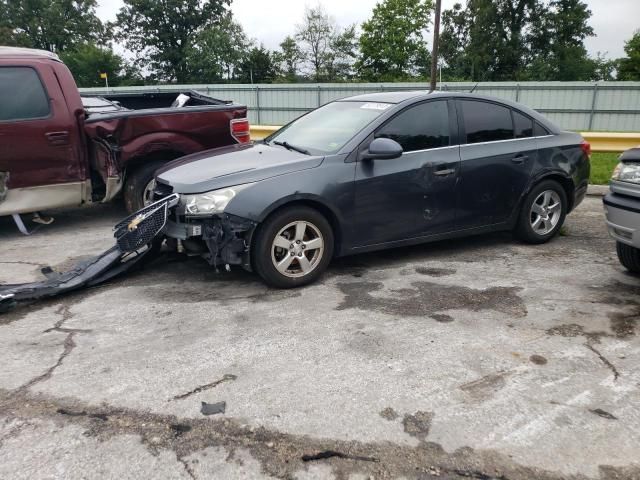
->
[616,241,640,273]
[253,206,334,288]
[514,180,567,244]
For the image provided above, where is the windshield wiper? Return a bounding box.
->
[273,140,310,155]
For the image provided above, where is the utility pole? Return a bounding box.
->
[430,0,442,93]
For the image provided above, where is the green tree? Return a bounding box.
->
[0,1,14,45]
[295,5,335,81]
[357,0,432,81]
[325,24,358,81]
[438,2,471,79]
[2,0,104,52]
[188,15,250,82]
[59,43,142,87]
[589,53,616,81]
[440,0,540,81]
[114,0,230,83]
[440,0,602,81]
[236,45,277,83]
[618,31,640,80]
[527,0,595,80]
[273,35,305,82]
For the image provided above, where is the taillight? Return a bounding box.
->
[230,118,250,144]
[580,140,591,158]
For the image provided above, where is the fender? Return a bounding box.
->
[258,192,346,225]
[527,167,574,193]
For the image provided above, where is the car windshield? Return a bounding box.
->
[268,101,392,155]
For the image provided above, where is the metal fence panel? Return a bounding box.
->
[80,81,640,132]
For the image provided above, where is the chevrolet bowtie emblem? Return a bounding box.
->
[127,214,144,232]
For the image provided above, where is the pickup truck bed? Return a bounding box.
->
[85,90,233,111]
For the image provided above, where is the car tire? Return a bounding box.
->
[616,241,640,273]
[253,206,334,288]
[514,179,567,244]
[123,162,165,214]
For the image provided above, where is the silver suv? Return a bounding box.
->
[604,147,640,272]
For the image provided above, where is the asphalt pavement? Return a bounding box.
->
[0,196,639,479]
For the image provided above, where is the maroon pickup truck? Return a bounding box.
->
[0,47,249,229]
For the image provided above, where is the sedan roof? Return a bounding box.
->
[340,90,560,133]
[340,91,432,104]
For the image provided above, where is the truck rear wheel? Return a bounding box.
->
[123,162,165,213]
[616,241,640,273]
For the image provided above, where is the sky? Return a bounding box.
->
[96,0,639,59]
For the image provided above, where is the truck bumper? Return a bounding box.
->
[603,193,640,248]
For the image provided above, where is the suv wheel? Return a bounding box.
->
[253,206,334,288]
[515,180,567,244]
[616,241,640,273]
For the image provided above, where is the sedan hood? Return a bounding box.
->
[156,143,324,194]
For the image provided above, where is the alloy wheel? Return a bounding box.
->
[271,221,324,278]
[530,190,562,235]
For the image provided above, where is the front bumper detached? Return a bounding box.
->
[0,194,179,312]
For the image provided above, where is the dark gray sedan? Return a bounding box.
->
[152,91,590,287]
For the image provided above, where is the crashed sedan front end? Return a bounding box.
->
[154,181,258,271]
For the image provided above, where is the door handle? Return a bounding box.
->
[511,155,529,164]
[434,168,455,176]
[45,131,70,146]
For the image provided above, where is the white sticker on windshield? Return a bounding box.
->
[360,102,391,111]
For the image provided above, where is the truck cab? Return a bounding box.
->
[0,48,89,217]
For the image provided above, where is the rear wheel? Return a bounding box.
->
[253,206,334,288]
[514,180,567,244]
[616,241,640,273]
[123,162,165,213]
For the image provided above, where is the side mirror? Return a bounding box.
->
[361,137,403,161]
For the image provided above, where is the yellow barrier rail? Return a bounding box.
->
[251,125,639,153]
[250,125,280,140]
[580,132,640,153]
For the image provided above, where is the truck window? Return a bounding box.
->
[0,67,50,121]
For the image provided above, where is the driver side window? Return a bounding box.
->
[375,101,450,153]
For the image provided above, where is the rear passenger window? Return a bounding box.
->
[376,101,449,152]
[0,67,50,121]
[534,122,550,136]
[462,101,514,144]
[513,111,533,138]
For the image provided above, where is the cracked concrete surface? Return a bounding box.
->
[1,198,639,479]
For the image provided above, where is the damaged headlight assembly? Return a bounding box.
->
[179,183,253,216]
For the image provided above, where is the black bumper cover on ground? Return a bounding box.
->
[0,194,179,313]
